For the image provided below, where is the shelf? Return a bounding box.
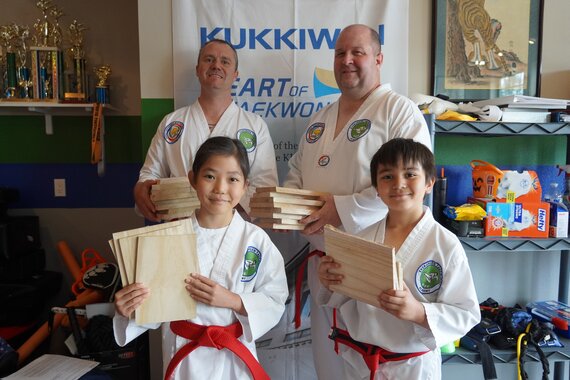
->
[0,101,103,135]
[442,337,570,365]
[0,101,111,177]
[435,121,570,136]
[459,237,570,252]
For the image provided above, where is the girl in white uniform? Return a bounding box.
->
[318,138,480,380]
[114,136,288,380]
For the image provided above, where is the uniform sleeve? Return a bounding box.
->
[334,187,388,234]
[138,115,171,182]
[236,239,288,342]
[414,243,481,350]
[113,313,161,346]
[241,118,279,212]
[388,98,432,151]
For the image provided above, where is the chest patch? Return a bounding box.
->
[415,260,442,294]
[237,129,257,153]
[318,155,330,167]
[241,246,262,282]
[306,123,325,143]
[347,119,371,141]
[163,121,184,144]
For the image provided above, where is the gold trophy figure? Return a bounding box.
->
[16,26,33,99]
[94,65,111,104]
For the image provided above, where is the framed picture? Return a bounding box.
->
[431,0,543,102]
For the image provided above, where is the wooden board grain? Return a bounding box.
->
[250,196,324,207]
[254,221,306,230]
[135,234,198,324]
[324,225,398,306]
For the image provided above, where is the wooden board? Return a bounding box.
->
[254,218,304,225]
[112,219,194,285]
[255,186,328,197]
[151,188,197,202]
[154,198,201,210]
[249,210,304,220]
[252,191,322,201]
[324,225,402,307]
[135,234,198,324]
[250,196,324,207]
[255,221,306,230]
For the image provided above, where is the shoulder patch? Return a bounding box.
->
[415,260,442,294]
[237,129,257,153]
[163,121,184,144]
[241,246,262,282]
[347,119,371,141]
[306,122,325,143]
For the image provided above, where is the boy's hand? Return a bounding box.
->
[318,256,344,290]
[134,180,160,222]
[185,273,246,315]
[114,282,150,318]
[378,282,428,328]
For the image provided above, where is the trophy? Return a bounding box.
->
[16,26,33,99]
[94,65,111,104]
[65,20,88,101]
[0,24,18,99]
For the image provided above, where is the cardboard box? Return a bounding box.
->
[484,201,550,238]
[471,161,542,203]
[548,201,569,238]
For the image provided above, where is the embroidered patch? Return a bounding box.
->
[318,155,330,167]
[415,260,442,294]
[241,246,262,282]
[306,123,325,143]
[347,119,371,141]
[163,121,184,144]
[237,129,257,153]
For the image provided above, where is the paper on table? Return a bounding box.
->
[2,354,99,380]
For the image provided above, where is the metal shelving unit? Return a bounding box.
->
[432,120,570,379]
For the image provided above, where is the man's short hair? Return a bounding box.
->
[366,26,382,54]
[197,39,239,70]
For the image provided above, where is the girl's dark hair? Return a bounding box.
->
[192,136,250,179]
[370,138,435,186]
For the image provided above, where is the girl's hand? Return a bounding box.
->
[378,282,428,328]
[318,255,343,290]
[114,282,150,318]
[185,273,246,315]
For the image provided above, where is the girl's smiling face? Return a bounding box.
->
[190,154,247,226]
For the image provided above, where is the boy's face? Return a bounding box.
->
[375,159,435,213]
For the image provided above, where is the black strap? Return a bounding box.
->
[477,340,497,380]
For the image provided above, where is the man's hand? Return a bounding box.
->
[185,273,246,315]
[378,282,429,329]
[114,282,150,318]
[318,256,343,290]
[300,194,341,235]
[134,180,160,222]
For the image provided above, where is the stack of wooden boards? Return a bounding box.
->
[249,186,326,230]
[323,225,403,307]
[151,177,199,221]
[108,219,199,324]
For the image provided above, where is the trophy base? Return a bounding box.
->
[64,92,87,102]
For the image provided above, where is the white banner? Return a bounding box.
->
[173,0,410,182]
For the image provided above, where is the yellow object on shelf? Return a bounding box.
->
[436,110,477,121]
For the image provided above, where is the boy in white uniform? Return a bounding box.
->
[114,137,288,380]
[135,39,278,221]
[318,138,480,380]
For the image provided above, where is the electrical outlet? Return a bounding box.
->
[54,178,66,197]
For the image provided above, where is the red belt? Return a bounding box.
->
[165,320,270,380]
[329,326,429,380]
[294,249,325,328]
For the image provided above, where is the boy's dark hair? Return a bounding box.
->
[192,136,250,179]
[198,39,239,70]
[370,138,435,187]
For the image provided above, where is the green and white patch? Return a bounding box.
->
[241,246,262,282]
[415,260,442,294]
[237,129,257,152]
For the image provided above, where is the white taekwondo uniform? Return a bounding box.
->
[284,84,432,379]
[113,211,288,380]
[319,208,480,380]
[139,101,278,212]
